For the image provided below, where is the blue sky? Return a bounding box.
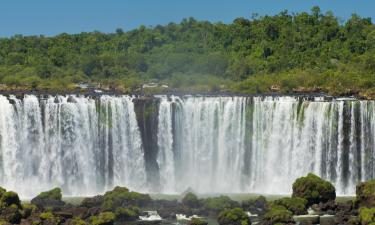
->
[0,0,374,37]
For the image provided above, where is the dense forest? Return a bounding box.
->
[1,7,375,97]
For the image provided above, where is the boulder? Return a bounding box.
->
[31,187,65,209]
[320,214,336,225]
[188,217,208,225]
[81,195,104,208]
[1,191,21,208]
[356,180,375,208]
[0,205,22,224]
[263,205,293,224]
[101,186,152,210]
[182,192,200,208]
[89,212,116,225]
[292,173,336,206]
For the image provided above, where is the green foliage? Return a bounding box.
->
[356,180,375,208]
[218,208,250,225]
[39,212,54,220]
[202,196,238,213]
[188,217,208,225]
[263,205,293,224]
[70,218,87,225]
[115,206,140,221]
[101,186,151,211]
[182,192,200,208]
[273,197,308,215]
[90,212,116,225]
[359,207,375,225]
[0,8,374,96]
[292,173,336,206]
[36,188,62,201]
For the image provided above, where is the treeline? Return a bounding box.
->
[0,7,375,96]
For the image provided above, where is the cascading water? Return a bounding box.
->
[0,94,374,197]
[156,96,375,195]
[0,95,146,198]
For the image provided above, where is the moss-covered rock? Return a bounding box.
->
[1,191,21,208]
[66,217,87,225]
[101,186,151,210]
[359,207,375,225]
[263,205,293,224]
[39,212,54,220]
[21,203,38,218]
[273,197,308,215]
[182,192,200,208]
[31,188,65,209]
[37,188,62,200]
[202,196,239,213]
[356,180,375,208]
[188,217,208,225]
[218,207,250,225]
[292,173,336,206]
[0,204,22,224]
[89,212,116,225]
[115,206,140,221]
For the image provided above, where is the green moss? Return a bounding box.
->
[90,212,116,225]
[218,208,250,225]
[1,191,21,208]
[292,173,336,206]
[359,207,375,225]
[36,187,62,200]
[202,196,238,213]
[70,218,87,225]
[188,217,208,225]
[182,192,200,208]
[21,203,37,218]
[101,186,151,210]
[356,180,375,208]
[264,205,293,224]
[39,212,54,220]
[115,206,140,221]
[273,197,308,215]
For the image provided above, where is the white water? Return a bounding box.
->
[0,95,374,197]
[0,95,146,198]
[156,96,375,195]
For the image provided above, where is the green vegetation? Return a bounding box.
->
[273,197,308,215]
[217,208,250,225]
[263,205,293,224]
[359,207,375,225]
[101,186,151,211]
[356,179,375,208]
[182,192,200,208]
[201,196,239,213]
[1,7,375,97]
[114,206,140,221]
[292,173,336,206]
[36,187,62,201]
[89,212,116,225]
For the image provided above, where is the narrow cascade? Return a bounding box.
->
[156,96,375,195]
[0,95,146,198]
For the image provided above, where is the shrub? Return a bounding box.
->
[359,207,375,225]
[263,205,293,224]
[356,180,375,208]
[273,197,308,215]
[218,207,250,225]
[90,212,116,225]
[292,173,336,206]
[202,196,238,213]
[182,192,200,208]
[188,217,208,225]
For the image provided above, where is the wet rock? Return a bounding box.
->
[0,205,22,224]
[31,188,65,209]
[81,195,104,208]
[293,215,319,225]
[320,214,336,225]
[356,180,375,208]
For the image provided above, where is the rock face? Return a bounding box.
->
[30,187,65,209]
[356,179,375,208]
[292,173,336,206]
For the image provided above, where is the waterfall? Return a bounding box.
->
[0,95,146,198]
[156,96,375,195]
[0,94,374,197]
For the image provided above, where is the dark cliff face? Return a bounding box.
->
[133,97,161,191]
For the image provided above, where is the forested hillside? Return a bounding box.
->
[1,7,375,97]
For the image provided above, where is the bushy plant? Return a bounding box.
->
[292,173,336,206]
[218,207,250,225]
